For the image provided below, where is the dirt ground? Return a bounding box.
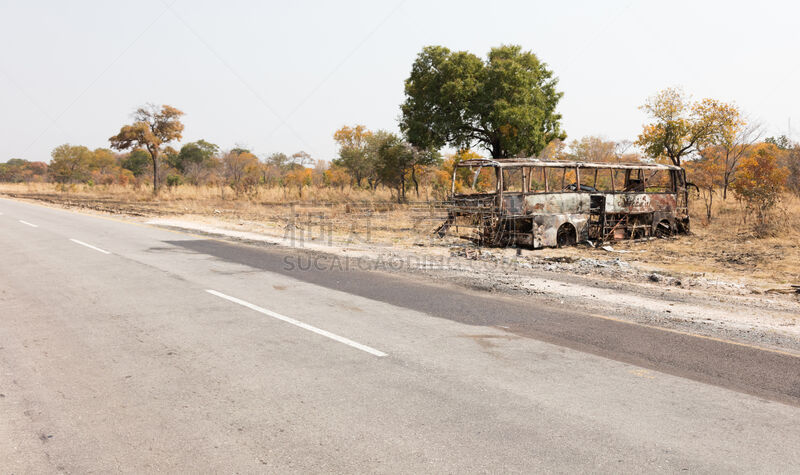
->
[3,185,799,353]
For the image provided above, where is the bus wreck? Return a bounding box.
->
[439,158,690,248]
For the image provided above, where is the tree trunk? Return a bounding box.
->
[706,190,713,223]
[490,141,503,159]
[399,172,406,204]
[151,150,160,195]
[722,170,731,200]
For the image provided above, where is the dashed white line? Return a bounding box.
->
[206,289,387,357]
[69,239,111,255]
[19,220,38,227]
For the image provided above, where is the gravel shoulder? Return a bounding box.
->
[143,215,800,355]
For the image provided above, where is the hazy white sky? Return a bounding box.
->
[1,0,798,163]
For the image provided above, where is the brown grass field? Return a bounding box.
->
[2,182,799,288]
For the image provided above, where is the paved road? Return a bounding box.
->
[1,197,799,472]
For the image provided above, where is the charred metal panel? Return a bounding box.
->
[521,193,590,215]
[605,193,676,214]
[444,159,689,249]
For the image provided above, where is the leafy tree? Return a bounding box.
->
[230,146,252,155]
[168,140,219,185]
[765,136,799,196]
[731,143,789,236]
[324,163,350,190]
[290,151,313,167]
[166,174,183,188]
[221,149,260,196]
[0,158,43,182]
[50,144,93,183]
[686,150,724,223]
[401,44,565,158]
[121,149,151,177]
[431,149,488,199]
[636,88,738,167]
[261,152,291,187]
[539,139,567,161]
[703,106,761,199]
[332,125,374,186]
[264,152,290,169]
[311,160,327,187]
[765,135,792,150]
[89,148,116,171]
[170,140,218,173]
[109,104,184,193]
[568,136,618,163]
[370,131,441,203]
[285,167,313,196]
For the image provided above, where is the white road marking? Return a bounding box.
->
[206,289,387,357]
[19,220,38,227]
[69,239,111,255]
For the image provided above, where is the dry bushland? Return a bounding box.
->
[2,182,798,287]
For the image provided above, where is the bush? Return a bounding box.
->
[732,143,789,236]
[166,174,182,188]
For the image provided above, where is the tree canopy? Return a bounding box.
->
[109,104,184,193]
[332,125,374,187]
[400,44,565,158]
[636,88,740,167]
[170,140,219,173]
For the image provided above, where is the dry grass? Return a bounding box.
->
[601,193,800,286]
[0,182,442,245]
[2,182,401,204]
[2,182,799,286]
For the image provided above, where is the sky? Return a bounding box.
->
[1,0,799,163]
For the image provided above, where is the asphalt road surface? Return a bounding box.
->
[1,196,799,473]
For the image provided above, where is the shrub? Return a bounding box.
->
[731,143,789,236]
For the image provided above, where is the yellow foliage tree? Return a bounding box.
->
[636,88,739,167]
[686,149,724,223]
[285,167,313,197]
[324,164,351,190]
[731,143,789,236]
[221,150,260,196]
[109,104,184,194]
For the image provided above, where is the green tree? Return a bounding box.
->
[121,149,151,177]
[168,140,219,184]
[50,144,93,183]
[109,104,184,193]
[0,159,29,182]
[765,135,792,150]
[370,131,441,203]
[401,44,565,158]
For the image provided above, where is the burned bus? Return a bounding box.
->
[439,158,690,248]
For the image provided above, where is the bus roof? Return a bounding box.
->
[455,158,681,171]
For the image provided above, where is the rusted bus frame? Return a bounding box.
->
[446,158,690,248]
[455,159,685,198]
[456,157,680,171]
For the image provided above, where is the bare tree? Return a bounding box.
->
[719,119,763,199]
